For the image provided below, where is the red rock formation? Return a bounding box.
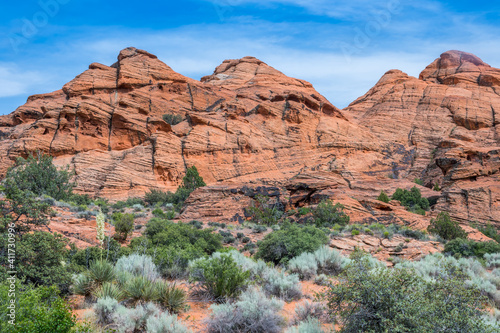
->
[0,48,498,227]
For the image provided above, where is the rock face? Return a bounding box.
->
[0,48,498,227]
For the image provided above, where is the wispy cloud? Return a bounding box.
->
[0,64,44,98]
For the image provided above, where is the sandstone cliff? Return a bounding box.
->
[0,48,498,226]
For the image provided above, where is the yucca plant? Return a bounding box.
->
[155,281,188,314]
[115,270,133,287]
[72,273,95,300]
[124,276,158,305]
[88,260,116,287]
[92,282,125,302]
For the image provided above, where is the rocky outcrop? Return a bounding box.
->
[0,48,498,227]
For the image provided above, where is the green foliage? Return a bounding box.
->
[433,182,441,191]
[0,231,73,293]
[4,153,74,201]
[414,178,423,185]
[391,186,430,215]
[92,282,125,301]
[68,237,126,270]
[311,199,350,227]
[112,212,134,241]
[377,190,390,203]
[245,195,285,225]
[87,260,116,287]
[155,281,188,314]
[190,253,250,301]
[143,166,205,210]
[111,197,144,210]
[162,113,183,125]
[0,283,76,333]
[144,189,169,206]
[256,223,328,265]
[124,276,158,304]
[297,207,312,216]
[180,165,206,191]
[427,212,467,241]
[444,238,500,258]
[133,221,223,278]
[477,223,500,243]
[324,255,494,333]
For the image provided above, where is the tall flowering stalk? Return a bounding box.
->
[96,209,106,260]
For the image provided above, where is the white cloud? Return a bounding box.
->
[0,64,45,98]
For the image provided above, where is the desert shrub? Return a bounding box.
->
[312,199,350,227]
[114,254,160,281]
[146,311,191,333]
[92,282,125,301]
[189,253,250,301]
[241,236,251,243]
[287,253,318,280]
[392,186,430,214]
[293,300,329,324]
[155,281,188,314]
[252,224,268,233]
[144,189,169,206]
[325,254,494,333]
[286,318,324,333]
[180,165,206,191]
[124,276,158,304]
[133,220,223,278]
[188,220,203,229]
[377,190,390,203]
[3,153,74,201]
[72,273,94,299]
[94,297,120,325]
[162,113,184,125]
[88,260,116,287]
[69,237,125,269]
[0,283,76,333]
[445,238,500,258]
[246,195,285,225]
[427,212,467,240]
[256,223,328,264]
[477,223,500,243]
[112,302,161,333]
[396,253,500,305]
[262,270,302,301]
[0,231,73,293]
[314,274,329,286]
[112,212,134,241]
[314,245,351,275]
[485,253,500,268]
[206,287,285,333]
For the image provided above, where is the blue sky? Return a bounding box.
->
[0,0,499,115]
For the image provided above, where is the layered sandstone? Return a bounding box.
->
[0,48,498,227]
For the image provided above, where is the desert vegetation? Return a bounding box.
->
[1,153,499,332]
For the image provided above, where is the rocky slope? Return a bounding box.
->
[0,48,498,227]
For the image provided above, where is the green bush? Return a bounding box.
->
[414,178,423,185]
[477,223,500,243]
[324,254,494,332]
[256,223,328,264]
[68,237,126,270]
[377,190,390,203]
[444,238,500,258]
[245,195,285,225]
[144,189,169,206]
[0,283,76,333]
[189,253,250,301]
[132,221,223,278]
[0,231,73,293]
[3,153,74,201]
[112,212,134,241]
[427,212,467,241]
[392,187,430,215]
[162,113,183,125]
[312,199,350,227]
